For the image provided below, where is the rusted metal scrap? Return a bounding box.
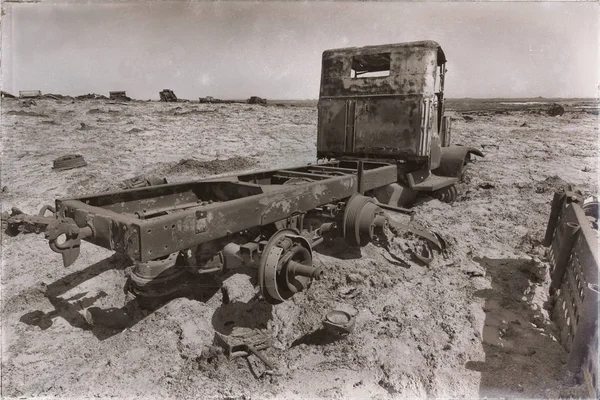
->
[544,189,598,399]
[323,310,356,335]
[214,327,277,373]
[2,206,56,236]
[52,154,87,171]
[121,175,168,189]
[19,90,42,98]
[109,91,131,101]
[159,89,178,102]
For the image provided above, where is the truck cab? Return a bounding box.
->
[317,41,479,202]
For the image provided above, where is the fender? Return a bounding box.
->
[432,145,484,178]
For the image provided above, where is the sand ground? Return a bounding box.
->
[1,98,598,399]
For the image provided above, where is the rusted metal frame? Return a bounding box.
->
[544,191,584,246]
[60,175,355,262]
[546,200,599,373]
[273,170,335,180]
[135,201,206,219]
[550,218,580,293]
[64,162,345,205]
[65,181,263,214]
[134,175,358,262]
[565,204,599,372]
[58,199,144,260]
[319,93,424,100]
[232,162,339,180]
[545,191,569,246]
[305,166,357,173]
[54,162,395,262]
[357,161,365,194]
[344,99,356,153]
[357,164,397,192]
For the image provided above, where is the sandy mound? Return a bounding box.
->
[157,156,258,176]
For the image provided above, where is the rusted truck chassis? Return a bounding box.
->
[5,41,481,304]
[13,160,398,304]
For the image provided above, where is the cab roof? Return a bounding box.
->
[323,40,446,65]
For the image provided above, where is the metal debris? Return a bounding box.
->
[19,90,42,98]
[322,310,356,335]
[109,91,131,101]
[121,175,168,189]
[1,91,16,98]
[52,154,87,171]
[214,328,276,372]
[159,89,178,102]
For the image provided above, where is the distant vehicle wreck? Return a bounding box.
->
[109,91,131,101]
[247,96,267,105]
[159,89,178,102]
[19,90,42,98]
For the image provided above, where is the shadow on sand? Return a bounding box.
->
[20,253,222,340]
[466,257,583,398]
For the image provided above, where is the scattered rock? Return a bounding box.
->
[534,176,571,194]
[179,319,215,360]
[346,273,364,284]
[78,122,93,130]
[247,96,267,105]
[19,99,36,107]
[221,274,255,303]
[519,257,546,283]
[520,122,528,127]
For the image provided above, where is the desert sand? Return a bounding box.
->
[1,97,597,399]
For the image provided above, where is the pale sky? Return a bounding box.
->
[2,1,598,100]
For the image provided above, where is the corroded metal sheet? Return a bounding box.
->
[317,41,445,162]
[353,96,422,157]
[319,41,443,98]
[545,193,599,398]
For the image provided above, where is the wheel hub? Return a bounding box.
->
[258,229,322,304]
[343,194,388,246]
